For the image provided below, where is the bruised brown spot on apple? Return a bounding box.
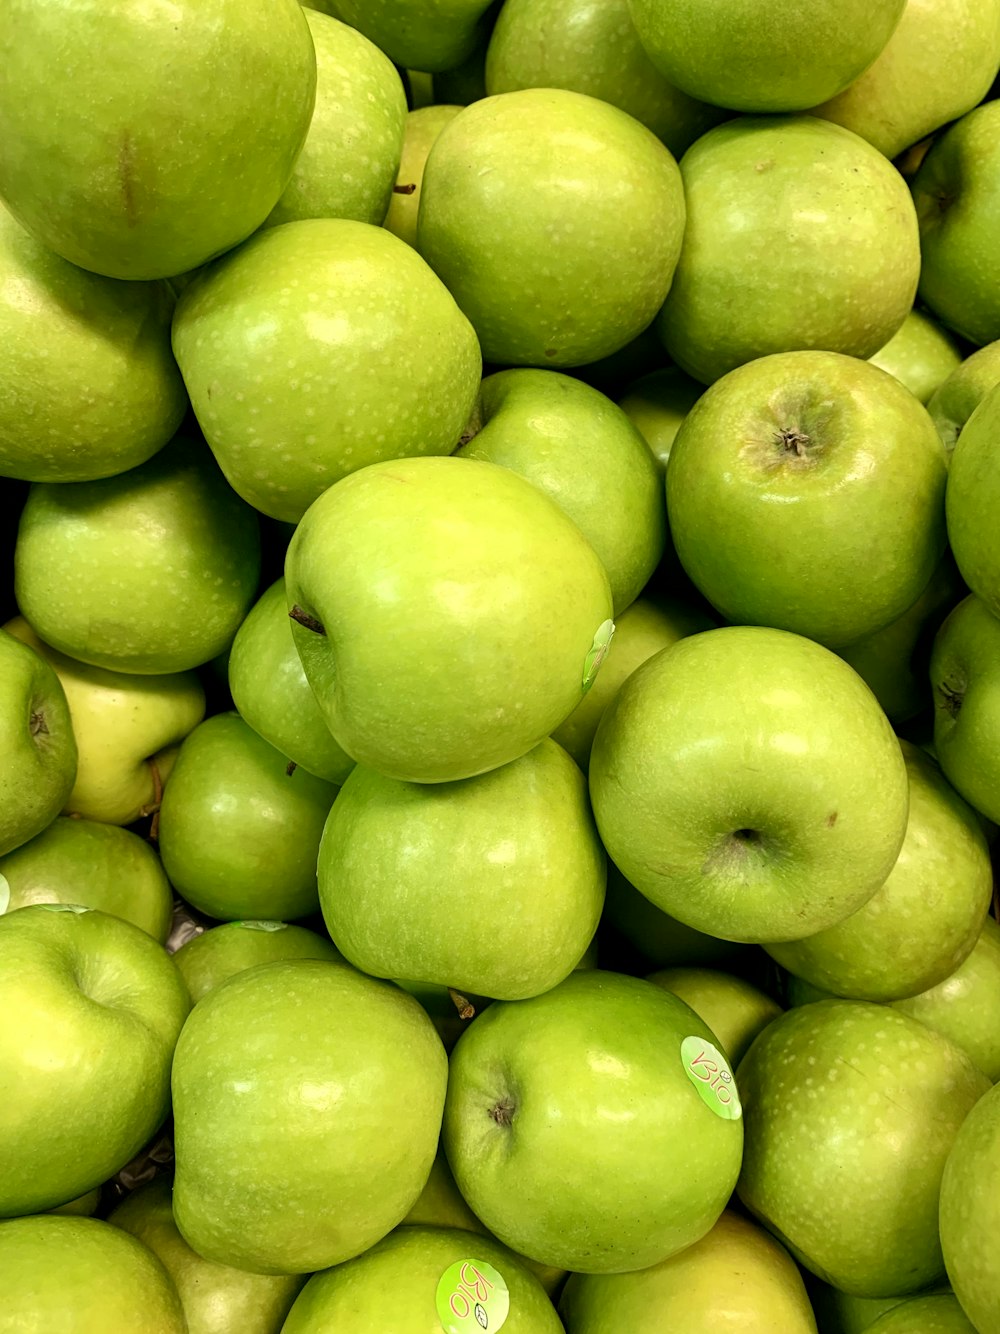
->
[938,680,964,719]
[544,348,558,359]
[826,811,838,827]
[489,1095,516,1127]
[393,182,417,195]
[119,129,139,227]
[289,605,326,635]
[28,708,48,738]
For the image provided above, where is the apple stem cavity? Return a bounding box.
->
[938,680,965,719]
[288,605,326,636]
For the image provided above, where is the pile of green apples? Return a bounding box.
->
[3,0,1000,1330]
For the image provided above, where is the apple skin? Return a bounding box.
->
[656,117,920,385]
[665,350,947,647]
[383,105,462,248]
[0,629,77,857]
[0,816,173,942]
[266,11,407,228]
[171,959,448,1274]
[912,103,1000,347]
[865,1295,977,1332]
[318,739,605,1001]
[417,87,686,367]
[157,713,339,922]
[868,310,962,405]
[939,1081,1000,1332]
[617,366,705,473]
[627,0,903,112]
[284,455,614,784]
[109,1178,305,1334]
[736,1000,990,1298]
[0,0,316,280]
[457,369,666,614]
[930,595,1000,822]
[603,862,750,970]
[228,577,353,786]
[172,219,481,523]
[0,904,190,1217]
[928,339,1000,453]
[302,0,495,73]
[282,1225,564,1333]
[765,741,992,1002]
[0,1215,186,1333]
[0,200,186,483]
[559,1210,817,1333]
[648,969,782,1068]
[173,920,342,1004]
[443,970,744,1274]
[945,383,1000,617]
[589,626,909,944]
[13,435,261,675]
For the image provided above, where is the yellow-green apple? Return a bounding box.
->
[284,455,613,783]
[649,969,782,1067]
[282,1225,564,1333]
[939,1081,1000,1331]
[47,1188,102,1218]
[173,921,342,1004]
[928,340,1000,453]
[266,12,406,227]
[765,742,991,1001]
[0,1215,185,1333]
[945,384,1000,615]
[383,105,462,248]
[656,117,920,385]
[603,862,750,969]
[157,713,338,922]
[456,369,665,613]
[443,970,744,1273]
[627,0,903,111]
[0,904,189,1216]
[0,817,173,942]
[736,1001,989,1296]
[0,629,76,856]
[559,1210,817,1333]
[617,366,704,473]
[302,0,495,72]
[317,739,605,1000]
[172,220,481,522]
[13,435,260,674]
[931,595,1000,821]
[417,88,685,366]
[171,959,447,1273]
[110,1178,305,1334]
[0,201,186,483]
[0,0,315,279]
[228,578,353,786]
[865,1295,977,1332]
[868,310,962,404]
[5,616,205,825]
[589,627,909,943]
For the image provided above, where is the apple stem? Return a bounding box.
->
[393,182,417,195]
[448,988,476,1020]
[288,605,326,635]
[285,760,297,776]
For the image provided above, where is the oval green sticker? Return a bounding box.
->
[680,1036,742,1120]
[436,1259,509,1333]
[582,618,616,692]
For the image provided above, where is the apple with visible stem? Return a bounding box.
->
[383,105,462,248]
[928,339,1000,453]
[172,921,342,1004]
[939,1081,1000,1333]
[617,366,705,473]
[648,969,782,1067]
[945,383,1000,617]
[930,595,1000,822]
[868,309,961,404]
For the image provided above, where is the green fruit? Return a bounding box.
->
[617,366,705,473]
[865,1294,977,1332]
[928,339,1000,453]
[931,595,1000,823]
[939,1081,1000,1332]
[648,969,782,1068]
[173,921,342,1004]
[303,0,495,73]
[383,105,462,248]
[946,383,1000,617]
[868,310,962,405]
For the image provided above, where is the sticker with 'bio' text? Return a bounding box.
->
[436,1258,510,1333]
[681,1036,742,1120]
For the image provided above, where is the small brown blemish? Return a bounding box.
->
[826,811,838,828]
[285,760,297,777]
[119,130,138,227]
[544,348,558,358]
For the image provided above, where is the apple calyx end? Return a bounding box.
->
[774,428,811,459]
[28,708,49,738]
[489,1096,516,1128]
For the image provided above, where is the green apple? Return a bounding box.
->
[172,959,448,1273]
[443,969,744,1273]
[303,0,495,72]
[109,1178,305,1334]
[648,969,782,1067]
[0,629,76,856]
[48,1187,102,1218]
[173,920,342,1004]
[284,455,613,783]
[810,0,1000,161]
[417,88,685,366]
[172,219,481,523]
[0,816,173,942]
[765,741,991,1001]
[945,383,1000,616]
[807,1283,911,1334]
[228,578,353,786]
[0,904,189,1216]
[13,435,260,674]
[157,712,338,922]
[456,369,666,613]
[928,339,1000,452]
[912,103,1000,346]
[282,1225,564,1333]
[603,861,750,969]
[736,1000,989,1296]
[0,0,315,279]
[590,626,909,943]
[318,739,605,1000]
[559,1209,817,1332]
[0,200,186,483]
[617,366,705,473]
[484,0,724,157]
[665,350,947,646]
[931,595,1000,822]
[552,596,713,770]
[383,105,462,248]
[627,0,904,111]
[6,615,205,825]
[939,1081,1000,1331]
[865,1294,977,1332]
[657,117,920,385]
[868,310,962,405]
[266,12,406,228]
[0,1215,185,1333]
